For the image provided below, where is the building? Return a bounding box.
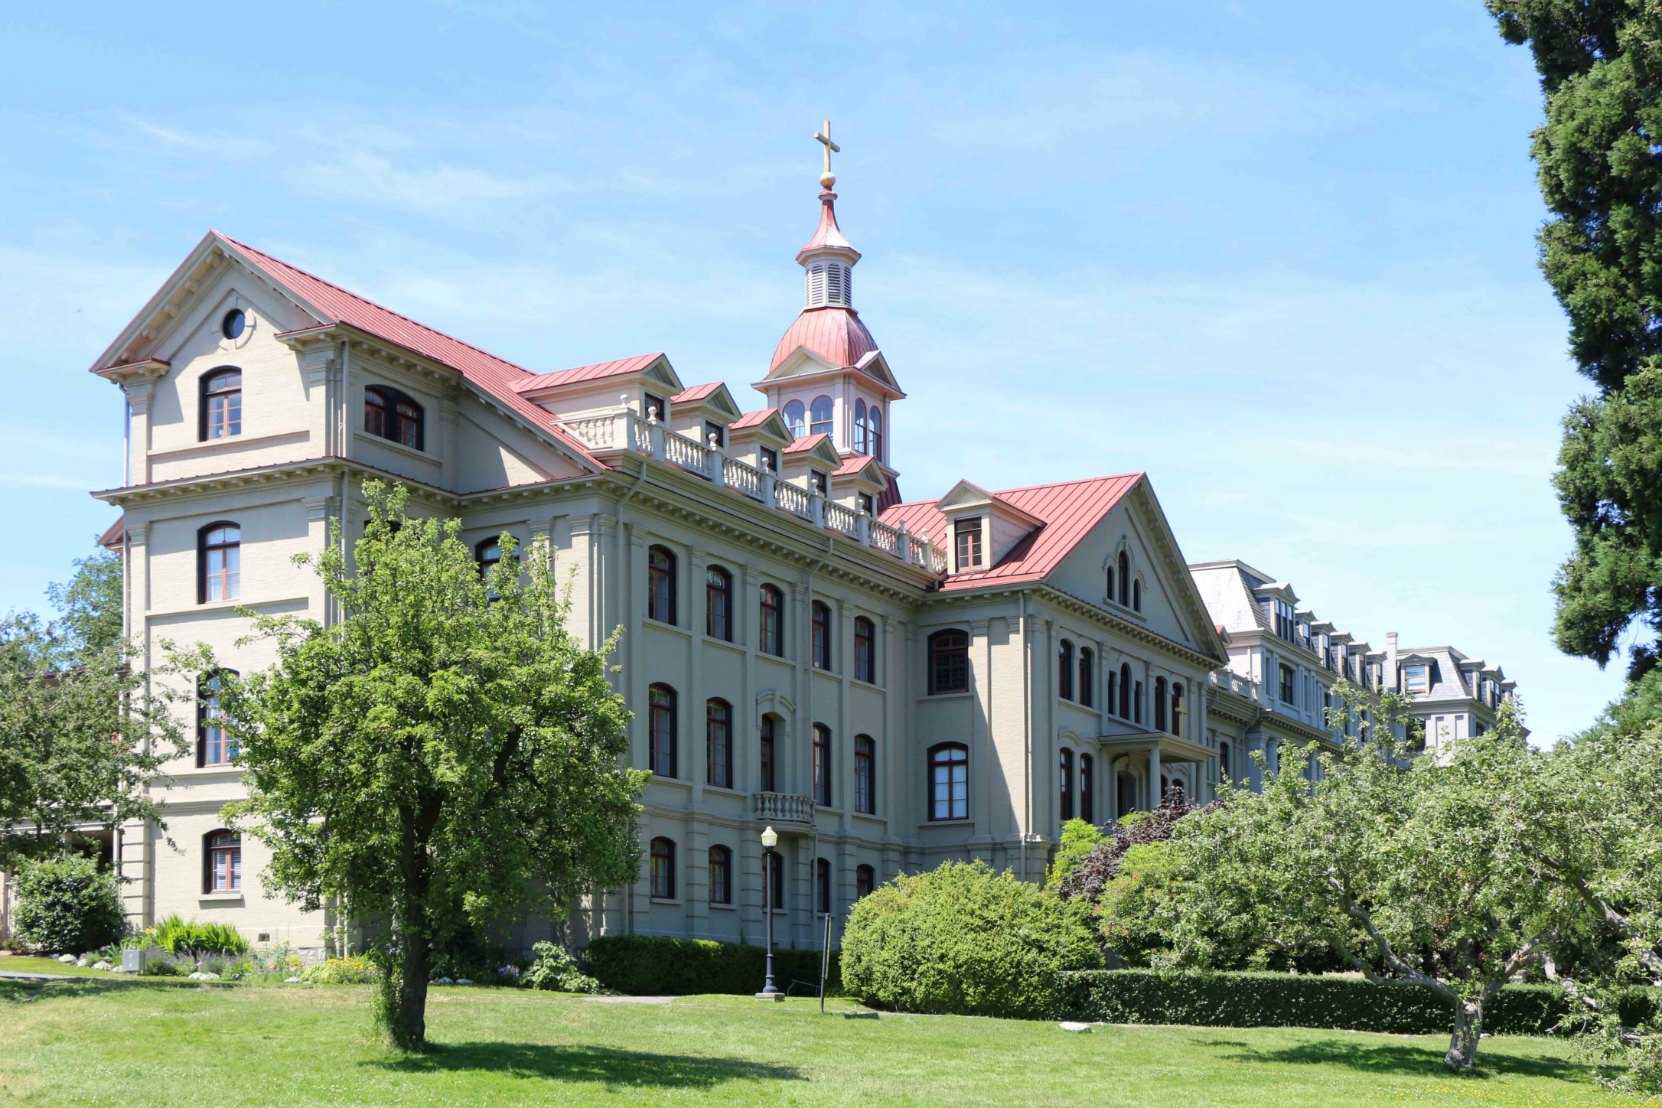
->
[70,146,1515,956]
[1383,635,1519,751]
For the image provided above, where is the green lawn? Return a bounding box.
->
[0,975,1643,1106]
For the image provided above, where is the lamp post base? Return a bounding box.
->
[754,991,786,1002]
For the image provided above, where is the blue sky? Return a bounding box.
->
[0,1,1627,742]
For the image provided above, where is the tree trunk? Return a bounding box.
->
[397,939,431,1050]
[1445,997,1484,1071]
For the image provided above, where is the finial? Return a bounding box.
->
[814,120,839,190]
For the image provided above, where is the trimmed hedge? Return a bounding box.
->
[1063,970,1662,1036]
[13,855,126,954]
[584,935,838,996]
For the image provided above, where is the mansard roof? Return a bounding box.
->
[881,473,1141,591]
[102,232,607,470]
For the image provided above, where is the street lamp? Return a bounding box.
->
[755,824,782,1001]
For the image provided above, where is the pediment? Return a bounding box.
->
[782,434,843,470]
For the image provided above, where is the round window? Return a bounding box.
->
[221,309,247,340]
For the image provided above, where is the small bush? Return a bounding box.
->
[150,914,248,956]
[585,935,837,996]
[522,941,601,993]
[1063,970,1662,1035]
[841,860,1101,1019]
[13,855,126,954]
[300,955,382,984]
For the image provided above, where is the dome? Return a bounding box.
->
[769,307,878,372]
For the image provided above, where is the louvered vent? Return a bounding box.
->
[826,263,844,305]
[806,264,828,306]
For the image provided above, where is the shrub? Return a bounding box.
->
[1096,841,1184,966]
[841,860,1101,1019]
[1046,819,1105,889]
[1063,970,1662,1035]
[585,935,837,996]
[522,941,600,993]
[12,855,126,954]
[150,914,248,956]
[300,955,382,984]
[1059,792,1212,905]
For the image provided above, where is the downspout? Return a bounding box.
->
[1019,590,1031,881]
[801,537,830,951]
[614,463,650,940]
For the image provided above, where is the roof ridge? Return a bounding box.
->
[995,472,1144,496]
[221,233,534,378]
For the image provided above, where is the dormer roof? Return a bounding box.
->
[669,382,743,421]
[781,433,843,469]
[513,352,677,397]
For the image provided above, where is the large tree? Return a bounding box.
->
[211,483,644,1049]
[1487,1,1662,679]
[0,555,185,870]
[1155,689,1590,1071]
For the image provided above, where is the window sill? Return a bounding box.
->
[702,784,745,797]
[701,635,744,654]
[643,618,690,638]
[923,690,972,701]
[709,902,738,911]
[921,818,973,828]
[352,429,438,465]
[649,897,681,906]
[849,677,885,692]
[199,893,243,904]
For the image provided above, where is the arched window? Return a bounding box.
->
[782,400,806,438]
[928,743,968,821]
[816,857,832,915]
[475,538,502,574]
[853,616,876,683]
[1059,748,1074,820]
[759,716,777,792]
[1170,683,1184,737]
[928,629,969,695]
[649,837,676,899]
[197,670,239,767]
[1118,663,1132,719]
[1134,680,1144,724]
[1105,565,1115,604]
[812,724,832,806]
[811,600,832,670]
[364,385,424,450]
[708,844,732,905]
[200,368,242,440]
[868,408,883,460]
[854,399,869,454]
[855,864,876,899]
[706,698,732,788]
[1155,677,1168,732]
[1058,640,1074,700]
[1079,649,1095,708]
[705,566,732,641]
[854,734,876,814]
[1108,667,1118,714]
[1133,579,1142,612]
[1080,753,1094,824]
[809,395,833,436]
[204,830,240,893]
[647,545,676,624]
[648,684,677,778]
[198,522,240,602]
[1117,550,1130,606]
[759,584,784,656]
[767,846,784,909]
[1219,742,1231,784]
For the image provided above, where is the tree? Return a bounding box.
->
[0,608,186,871]
[1044,817,1104,890]
[210,482,645,1050]
[47,550,124,661]
[1156,689,1591,1072]
[1486,1,1662,679]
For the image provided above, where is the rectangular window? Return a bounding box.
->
[1404,664,1430,695]
[760,446,779,473]
[857,492,874,515]
[954,517,983,572]
[810,470,828,496]
[1279,664,1296,705]
[644,392,666,420]
[704,420,725,448]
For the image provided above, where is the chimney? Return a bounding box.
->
[1386,631,1399,689]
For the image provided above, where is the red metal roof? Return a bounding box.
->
[881,473,1143,590]
[97,516,124,550]
[783,432,833,455]
[769,307,878,372]
[797,190,860,262]
[513,352,664,394]
[730,407,779,430]
[219,234,602,469]
[834,453,878,477]
[671,381,722,404]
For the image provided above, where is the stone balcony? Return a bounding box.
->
[558,408,946,574]
[753,791,815,830]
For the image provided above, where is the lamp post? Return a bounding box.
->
[755,824,783,1001]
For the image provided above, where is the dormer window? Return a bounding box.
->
[810,470,828,496]
[857,492,874,515]
[954,517,983,572]
[644,392,666,421]
[1404,663,1430,695]
[364,386,424,451]
[704,421,725,448]
[760,446,779,472]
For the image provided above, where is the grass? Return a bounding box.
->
[0,976,1645,1106]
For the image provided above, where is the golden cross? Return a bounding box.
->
[814,120,840,179]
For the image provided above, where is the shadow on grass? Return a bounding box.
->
[0,976,236,1005]
[368,1041,805,1090]
[1210,1037,1593,1082]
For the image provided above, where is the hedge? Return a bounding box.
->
[1063,970,1662,1035]
[584,935,839,996]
